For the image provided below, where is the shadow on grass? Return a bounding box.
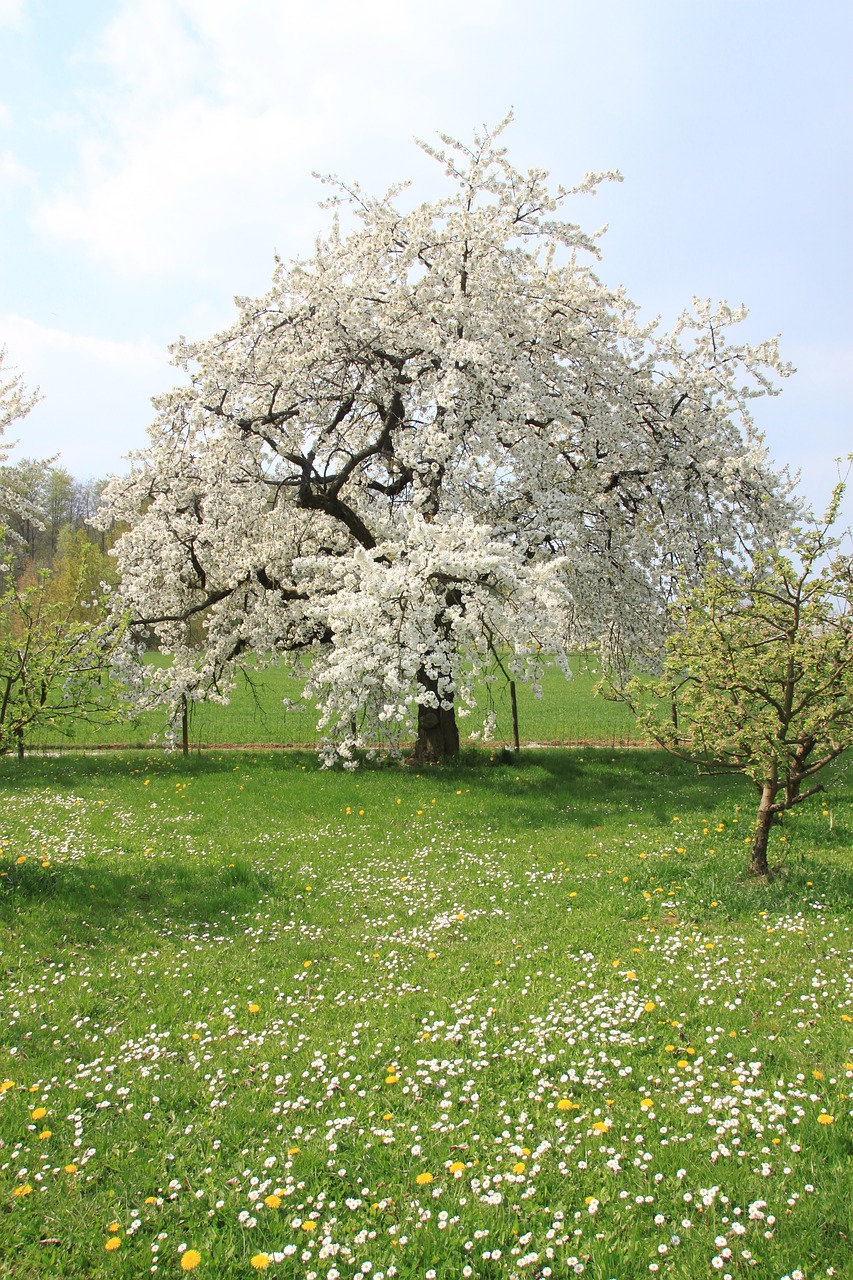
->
[0,855,288,949]
[2,747,852,930]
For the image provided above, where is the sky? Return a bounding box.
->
[0,0,851,521]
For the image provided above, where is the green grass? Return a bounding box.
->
[0,748,851,1279]
[25,655,639,750]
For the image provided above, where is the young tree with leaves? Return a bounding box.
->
[0,546,128,758]
[100,119,792,763]
[612,484,853,877]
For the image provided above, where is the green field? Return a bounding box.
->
[25,656,640,752]
[1,747,851,1279]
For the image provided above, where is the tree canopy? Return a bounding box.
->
[101,120,792,763]
[612,483,853,876]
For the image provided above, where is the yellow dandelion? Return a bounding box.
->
[144,1196,158,1204]
[287,1146,300,1156]
[448,1161,466,1173]
[181,1250,202,1271]
[250,1254,270,1270]
[842,1014,853,1023]
[415,1171,434,1185]
[512,1161,526,1174]
[105,1237,121,1252]
[385,1074,399,1084]
[813,1069,823,1079]
[12,1184,32,1197]
[0,1080,14,1093]
[15,855,26,865]
[248,1003,260,1014]
[591,1121,609,1133]
[557,1098,577,1110]
[30,1107,47,1120]
[427,951,437,960]
[382,1113,393,1121]
[37,1129,51,1140]
[301,1220,317,1232]
[640,1097,654,1109]
[817,1113,834,1125]
[64,1164,78,1174]
[108,1221,121,1233]
[264,1194,281,1209]
[664,1044,675,1052]
[677,1059,689,1069]
[644,1001,656,1012]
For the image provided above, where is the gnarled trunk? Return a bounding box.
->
[414,665,459,763]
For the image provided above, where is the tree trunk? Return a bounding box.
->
[15,724,24,761]
[748,781,777,877]
[509,680,520,754]
[181,695,189,757]
[414,666,460,763]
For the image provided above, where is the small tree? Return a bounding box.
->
[0,547,128,757]
[613,484,853,877]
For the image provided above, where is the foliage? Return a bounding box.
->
[100,118,792,764]
[613,483,853,876]
[0,750,851,1277]
[0,545,128,757]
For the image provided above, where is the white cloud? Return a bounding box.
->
[0,313,173,474]
[0,148,34,194]
[32,0,506,279]
[0,0,24,29]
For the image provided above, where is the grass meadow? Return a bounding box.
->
[1,746,852,1280]
[24,657,639,751]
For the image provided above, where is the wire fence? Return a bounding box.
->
[26,657,645,753]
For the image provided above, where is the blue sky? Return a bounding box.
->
[1,0,850,520]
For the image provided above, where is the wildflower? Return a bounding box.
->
[250,1255,270,1270]
[108,1221,121,1233]
[31,1107,47,1120]
[264,1194,282,1208]
[512,1162,526,1174]
[640,1098,654,1109]
[817,1114,834,1125]
[248,1003,260,1014]
[302,1220,317,1232]
[644,1002,656,1012]
[64,1164,78,1174]
[37,1129,51,1140]
[415,1172,434,1185]
[449,1161,466,1174]
[181,1250,202,1271]
[557,1099,577,1111]
[105,1237,121,1251]
[0,1080,14,1093]
[12,1184,32,1197]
